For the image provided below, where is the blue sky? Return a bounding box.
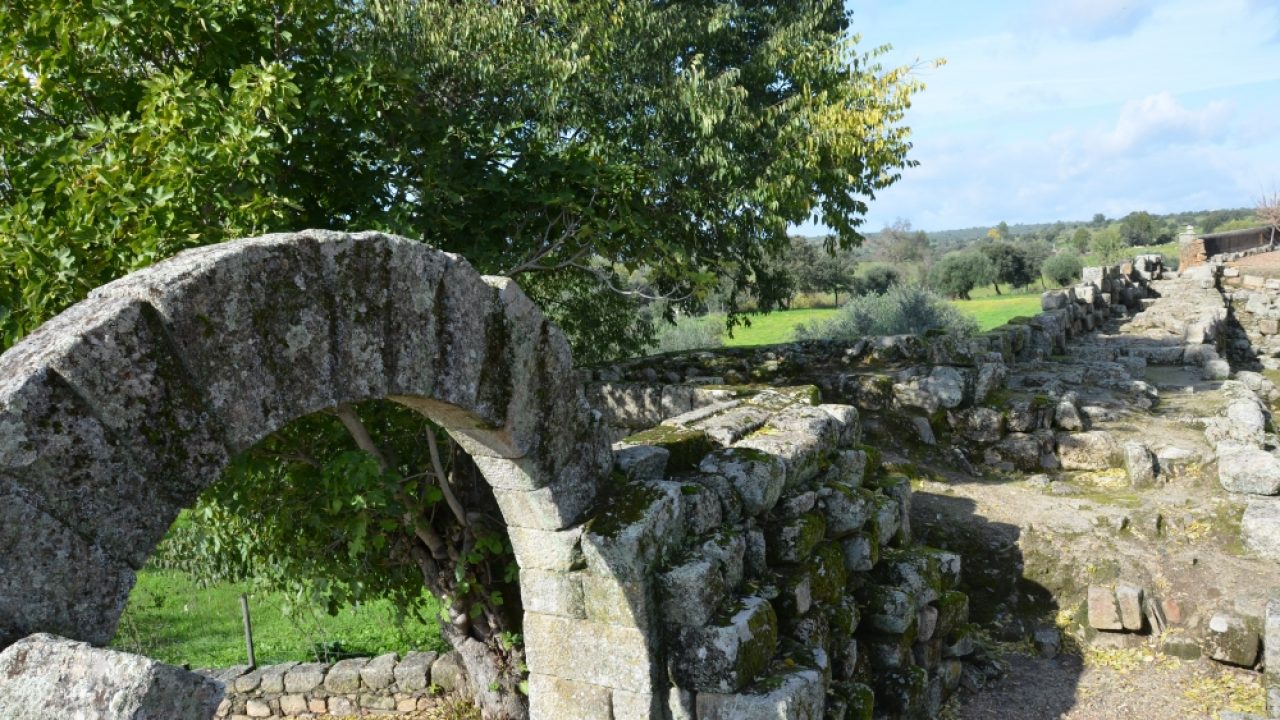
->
[801,0,1280,233]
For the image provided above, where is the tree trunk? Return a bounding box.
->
[442,626,528,720]
[992,282,1002,295]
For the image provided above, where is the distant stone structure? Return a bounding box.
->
[1179,224,1277,270]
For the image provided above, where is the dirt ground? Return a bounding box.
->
[952,650,1264,720]
[1226,247,1280,278]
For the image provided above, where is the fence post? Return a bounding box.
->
[240,593,256,669]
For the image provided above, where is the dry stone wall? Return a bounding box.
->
[203,650,466,719]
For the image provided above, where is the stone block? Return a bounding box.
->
[394,651,437,692]
[506,525,584,573]
[581,480,682,581]
[840,531,880,573]
[525,614,654,692]
[1123,442,1158,488]
[1206,612,1260,667]
[280,694,308,716]
[699,447,787,516]
[361,652,397,690]
[1088,585,1123,631]
[695,667,825,720]
[325,657,368,694]
[658,555,727,628]
[669,596,779,693]
[1057,431,1121,470]
[430,651,470,694]
[1245,498,1280,562]
[858,584,917,635]
[613,444,670,483]
[520,569,586,618]
[284,663,328,694]
[765,512,826,564]
[0,634,223,720]
[1219,444,1280,495]
[1115,583,1144,631]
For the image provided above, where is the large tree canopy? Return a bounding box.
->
[1,0,926,360]
[0,2,928,716]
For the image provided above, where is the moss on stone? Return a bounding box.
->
[621,425,712,473]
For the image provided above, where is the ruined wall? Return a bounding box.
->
[1224,273,1280,371]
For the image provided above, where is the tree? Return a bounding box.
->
[1091,213,1107,228]
[857,265,901,296]
[1118,211,1157,246]
[1092,227,1127,263]
[1041,253,1083,287]
[1070,228,1092,254]
[1020,239,1054,288]
[1,3,930,713]
[794,243,859,305]
[979,242,1033,295]
[878,218,930,265]
[929,251,994,300]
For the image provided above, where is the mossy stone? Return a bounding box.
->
[621,425,712,473]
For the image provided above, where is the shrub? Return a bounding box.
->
[795,284,977,341]
[1041,254,1083,287]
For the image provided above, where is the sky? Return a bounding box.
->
[798,0,1280,234]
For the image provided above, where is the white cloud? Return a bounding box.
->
[1098,92,1233,153]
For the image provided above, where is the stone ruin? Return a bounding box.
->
[1,232,1278,719]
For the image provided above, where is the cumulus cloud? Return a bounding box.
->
[1040,0,1155,41]
[1099,92,1233,153]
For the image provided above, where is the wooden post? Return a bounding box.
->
[239,593,256,669]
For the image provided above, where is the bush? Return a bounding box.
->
[1041,254,1083,287]
[650,313,725,353]
[795,285,977,341]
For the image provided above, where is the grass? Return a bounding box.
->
[111,569,446,668]
[718,289,1043,346]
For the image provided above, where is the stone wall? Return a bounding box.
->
[203,650,466,719]
[1224,273,1280,371]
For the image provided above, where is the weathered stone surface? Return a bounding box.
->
[360,652,397,690]
[700,447,787,516]
[1115,582,1145,631]
[429,651,470,694]
[613,444,670,483]
[695,667,825,720]
[1057,431,1121,470]
[524,614,654,692]
[1244,497,1280,561]
[1205,612,1260,667]
[0,633,223,720]
[669,596,779,694]
[520,568,586,618]
[1088,585,1123,631]
[1218,443,1280,495]
[324,657,368,693]
[284,663,327,694]
[527,674,612,720]
[893,366,966,413]
[394,651,436,692]
[1123,441,1158,487]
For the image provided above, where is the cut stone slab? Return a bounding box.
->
[1057,431,1121,471]
[1123,442,1157,487]
[700,447,787,516]
[0,633,224,720]
[1088,585,1123,631]
[1115,582,1145,631]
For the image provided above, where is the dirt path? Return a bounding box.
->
[952,650,1264,720]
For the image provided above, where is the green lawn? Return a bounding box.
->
[111,570,446,668]
[719,292,1044,346]
[954,294,1043,331]
[723,308,841,346]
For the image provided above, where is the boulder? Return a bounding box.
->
[1205,612,1260,667]
[1218,444,1280,495]
[1057,431,1121,470]
[0,634,223,720]
[1122,441,1158,487]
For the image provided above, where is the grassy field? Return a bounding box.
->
[720,290,1043,346]
[111,569,446,668]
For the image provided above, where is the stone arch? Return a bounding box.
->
[0,230,613,656]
